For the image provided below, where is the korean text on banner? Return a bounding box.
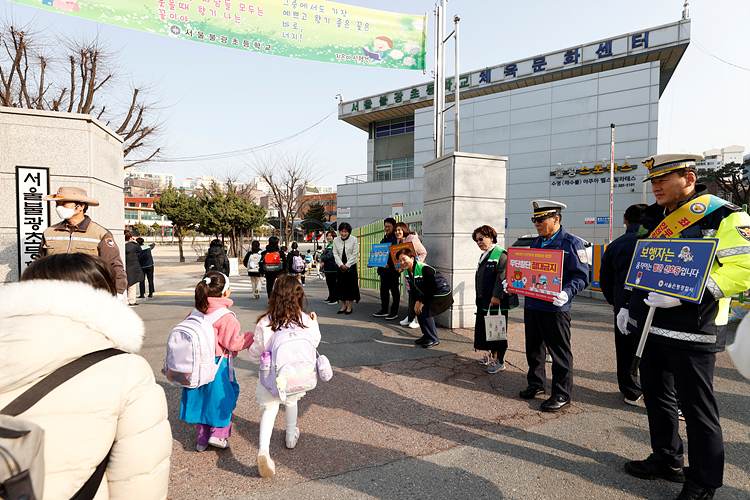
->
[624,238,719,303]
[8,0,427,70]
[367,243,391,268]
[506,247,564,303]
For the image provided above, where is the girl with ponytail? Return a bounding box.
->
[179,271,255,451]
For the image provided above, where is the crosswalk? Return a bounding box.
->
[155,277,264,296]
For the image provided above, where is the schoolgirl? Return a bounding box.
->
[248,274,321,477]
[179,271,255,451]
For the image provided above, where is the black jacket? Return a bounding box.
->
[259,245,287,275]
[599,224,639,313]
[205,245,230,275]
[125,241,144,286]
[476,246,518,312]
[377,233,399,276]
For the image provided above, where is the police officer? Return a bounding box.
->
[624,154,750,500]
[39,186,127,295]
[600,203,648,405]
[517,200,589,412]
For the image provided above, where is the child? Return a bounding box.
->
[248,274,321,478]
[179,271,255,451]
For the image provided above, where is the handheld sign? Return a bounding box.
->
[367,243,391,268]
[389,241,416,269]
[506,248,564,303]
[625,238,719,374]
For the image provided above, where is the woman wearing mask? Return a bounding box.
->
[332,223,360,315]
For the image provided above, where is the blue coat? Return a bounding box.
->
[599,224,639,313]
[525,226,589,312]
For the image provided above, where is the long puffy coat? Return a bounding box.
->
[0,279,172,500]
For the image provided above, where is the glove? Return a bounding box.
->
[644,292,681,309]
[616,308,630,335]
[502,279,509,293]
[552,290,569,307]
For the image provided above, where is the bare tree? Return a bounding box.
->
[0,22,166,168]
[249,149,318,246]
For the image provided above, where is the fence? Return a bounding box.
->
[354,211,423,290]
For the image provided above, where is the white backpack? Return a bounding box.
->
[247,253,261,270]
[163,308,232,389]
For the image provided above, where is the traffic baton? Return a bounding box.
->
[630,305,656,376]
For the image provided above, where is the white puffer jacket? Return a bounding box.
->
[0,280,171,500]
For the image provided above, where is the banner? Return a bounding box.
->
[367,243,390,268]
[506,247,564,303]
[624,238,719,303]
[9,0,427,70]
[389,241,415,269]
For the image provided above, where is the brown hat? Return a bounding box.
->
[42,186,100,206]
[642,153,703,182]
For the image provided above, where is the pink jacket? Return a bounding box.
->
[404,233,427,263]
[200,297,254,358]
[248,312,321,362]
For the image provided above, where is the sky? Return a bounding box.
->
[1,0,748,189]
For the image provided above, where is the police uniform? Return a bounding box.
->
[522,200,589,410]
[626,155,750,497]
[39,187,127,294]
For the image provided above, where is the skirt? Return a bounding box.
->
[337,264,361,302]
[179,357,239,428]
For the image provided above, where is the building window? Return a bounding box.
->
[140,202,149,208]
[375,158,414,181]
[127,202,136,207]
[125,209,139,219]
[375,117,415,138]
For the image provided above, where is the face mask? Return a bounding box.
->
[55,205,76,220]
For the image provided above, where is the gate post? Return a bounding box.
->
[422,152,507,328]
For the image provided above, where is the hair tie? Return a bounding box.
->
[203,277,211,285]
[219,272,230,294]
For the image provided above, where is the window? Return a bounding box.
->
[124,209,139,220]
[375,158,414,181]
[127,202,136,207]
[140,202,149,208]
[375,116,415,138]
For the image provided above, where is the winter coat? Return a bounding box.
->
[247,312,321,363]
[333,235,359,268]
[377,232,398,275]
[402,233,427,263]
[125,240,144,286]
[138,243,155,268]
[204,244,230,275]
[197,296,254,358]
[0,279,171,500]
[259,244,287,275]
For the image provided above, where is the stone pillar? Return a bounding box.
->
[422,152,507,329]
[0,107,124,282]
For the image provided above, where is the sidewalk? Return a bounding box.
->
[139,246,749,500]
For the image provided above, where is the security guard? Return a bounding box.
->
[624,154,750,500]
[517,200,589,412]
[39,186,127,294]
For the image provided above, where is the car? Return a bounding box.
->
[510,234,594,265]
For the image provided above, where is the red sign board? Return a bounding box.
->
[506,247,565,302]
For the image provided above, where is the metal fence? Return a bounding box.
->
[354,211,423,290]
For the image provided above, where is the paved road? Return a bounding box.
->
[135,246,749,500]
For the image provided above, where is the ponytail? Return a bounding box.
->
[195,271,227,313]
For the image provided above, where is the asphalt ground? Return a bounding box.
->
[134,245,750,500]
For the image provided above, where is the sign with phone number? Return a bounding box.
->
[624,238,719,303]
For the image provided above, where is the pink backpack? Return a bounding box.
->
[259,327,318,401]
[163,308,232,389]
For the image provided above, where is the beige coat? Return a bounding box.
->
[0,280,171,500]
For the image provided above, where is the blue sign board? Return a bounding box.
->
[367,243,391,268]
[625,239,719,303]
[596,216,609,224]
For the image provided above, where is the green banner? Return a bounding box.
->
[9,0,426,70]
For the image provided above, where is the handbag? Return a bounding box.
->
[316,352,333,382]
[484,309,507,341]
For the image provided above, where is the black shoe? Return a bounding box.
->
[385,313,399,320]
[540,395,571,412]
[372,310,389,317]
[677,479,714,499]
[337,309,347,315]
[345,309,353,315]
[137,295,145,298]
[624,453,686,483]
[415,337,428,345]
[421,340,440,348]
[519,386,545,399]
[148,294,154,299]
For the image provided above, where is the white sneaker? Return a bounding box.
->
[207,437,229,449]
[196,442,208,452]
[286,427,300,449]
[408,319,420,329]
[399,317,410,326]
[623,395,643,406]
[257,449,276,478]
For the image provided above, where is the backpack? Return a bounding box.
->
[245,252,261,271]
[163,308,232,389]
[304,253,313,264]
[259,328,318,401]
[0,348,124,500]
[292,255,306,273]
[263,251,283,272]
